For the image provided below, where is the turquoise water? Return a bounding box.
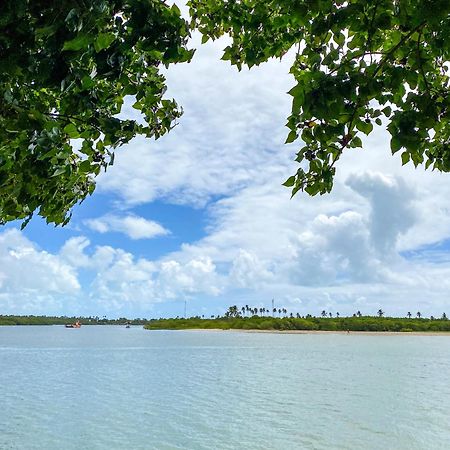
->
[1,326,449,449]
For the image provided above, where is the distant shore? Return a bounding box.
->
[177,328,450,336]
[144,316,450,333]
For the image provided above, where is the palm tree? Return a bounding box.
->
[273,307,277,316]
[296,313,300,318]
[283,308,287,316]
[357,311,362,317]
[377,309,384,317]
[442,312,448,320]
[321,310,327,318]
[407,311,412,319]
[259,307,264,316]
[336,312,340,318]
[241,306,245,317]
[278,308,282,316]
[329,312,332,318]
[417,311,421,319]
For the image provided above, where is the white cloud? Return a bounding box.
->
[0,229,80,314]
[84,214,169,240]
[97,34,297,207]
[7,17,450,318]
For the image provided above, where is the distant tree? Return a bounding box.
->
[296,313,300,319]
[377,309,384,318]
[321,310,327,318]
[357,311,362,318]
[329,312,332,318]
[241,306,245,317]
[442,312,448,320]
[417,312,422,319]
[290,312,294,318]
[336,312,340,318]
[278,308,282,316]
[407,312,412,319]
[282,308,287,316]
[227,305,240,318]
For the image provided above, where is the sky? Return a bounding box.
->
[2,27,450,319]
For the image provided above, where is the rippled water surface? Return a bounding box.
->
[1,326,449,449]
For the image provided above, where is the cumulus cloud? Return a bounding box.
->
[0,229,80,313]
[229,250,273,288]
[346,172,416,255]
[97,34,297,207]
[7,17,450,318]
[60,235,222,312]
[84,214,169,240]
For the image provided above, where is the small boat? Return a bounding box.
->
[125,322,131,328]
[65,321,81,328]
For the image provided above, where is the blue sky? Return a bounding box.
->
[2,29,450,319]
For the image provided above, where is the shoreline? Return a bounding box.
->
[157,328,450,336]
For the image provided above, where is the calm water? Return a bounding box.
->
[1,326,449,449]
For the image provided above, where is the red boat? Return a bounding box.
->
[65,321,81,328]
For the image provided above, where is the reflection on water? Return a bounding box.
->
[1,326,449,449]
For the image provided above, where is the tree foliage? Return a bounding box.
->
[145,315,450,332]
[189,0,450,196]
[2,1,450,226]
[0,0,192,225]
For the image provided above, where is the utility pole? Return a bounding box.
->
[184,298,187,318]
[272,298,274,314]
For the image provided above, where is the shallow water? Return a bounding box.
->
[1,326,449,449]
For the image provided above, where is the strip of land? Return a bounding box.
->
[178,329,450,336]
[144,316,450,333]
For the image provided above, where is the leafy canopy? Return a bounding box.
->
[0,0,192,225]
[2,1,450,226]
[189,0,450,196]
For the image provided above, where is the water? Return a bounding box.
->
[1,326,449,450]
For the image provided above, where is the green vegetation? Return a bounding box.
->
[191,0,450,197]
[0,315,150,326]
[1,0,192,225]
[1,1,449,225]
[144,305,450,332]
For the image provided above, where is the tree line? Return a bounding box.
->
[223,305,448,321]
[144,305,450,332]
[0,315,149,326]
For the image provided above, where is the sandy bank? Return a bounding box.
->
[168,328,450,336]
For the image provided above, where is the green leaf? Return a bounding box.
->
[94,33,116,53]
[285,130,298,144]
[63,123,79,138]
[390,136,402,153]
[62,34,92,51]
[282,176,296,187]
[351,136,362,148]
[52,167,66,177]
[356,120,373,135]
[401,152,410,165]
